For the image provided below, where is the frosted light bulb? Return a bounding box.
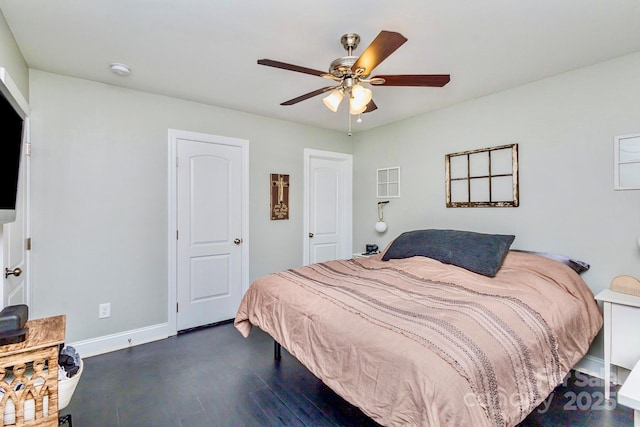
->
[375,221,387,233]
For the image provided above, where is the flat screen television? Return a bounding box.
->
[0,69,28,225]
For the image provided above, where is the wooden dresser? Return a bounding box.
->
[0,315,65,426]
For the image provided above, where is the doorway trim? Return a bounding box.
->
[0,68,31,308]
[167,129,249,336]
[303,149,352,265]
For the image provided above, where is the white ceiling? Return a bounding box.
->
[1,0,640,134]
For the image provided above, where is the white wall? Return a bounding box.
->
[28,70,351,343]
[0,10,28,98]
[353,52,640,358]
[18,46,640,358]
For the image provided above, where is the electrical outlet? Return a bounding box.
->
[99,303,111,319]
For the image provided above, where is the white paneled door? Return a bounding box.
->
[304,150,352,265]
[175,132,247,331]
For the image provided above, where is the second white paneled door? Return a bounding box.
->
[304,149,352,265]
[174,131,248,331]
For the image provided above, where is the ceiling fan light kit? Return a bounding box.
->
[258,30,450,134]
[323,89,344,112]
[348,85,373,114]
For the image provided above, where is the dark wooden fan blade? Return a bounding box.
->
[363,100,377,113]
[281,86,336,105]
[351,31,407,75]
[372,74,450,87]
[258,59,327,77]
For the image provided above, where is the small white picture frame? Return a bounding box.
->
[377,167,400,198]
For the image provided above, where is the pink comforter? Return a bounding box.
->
[235,251,602,426]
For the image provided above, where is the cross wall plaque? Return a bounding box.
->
[270,173,290,220]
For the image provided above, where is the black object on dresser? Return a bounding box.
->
[0,304,28,345]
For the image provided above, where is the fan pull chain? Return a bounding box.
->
[348,108,352,136]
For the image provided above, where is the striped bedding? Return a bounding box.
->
[234,251,602,426]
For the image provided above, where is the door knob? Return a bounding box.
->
[234,238,242,245]
[309,233,314,238]
[4,267,22,279]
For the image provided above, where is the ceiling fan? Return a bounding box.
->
[258,30,450,128]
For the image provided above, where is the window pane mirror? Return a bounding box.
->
[445,144,519,207]
[614,133,640,190]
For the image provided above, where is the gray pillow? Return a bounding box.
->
[510,250,590,274]
[382,229,515,277]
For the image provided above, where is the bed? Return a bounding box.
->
[234,230,602,426]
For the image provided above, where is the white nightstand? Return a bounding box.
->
[618,360,640,427]
[595,289,640,400]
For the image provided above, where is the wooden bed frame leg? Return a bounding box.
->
[274,341,281,360]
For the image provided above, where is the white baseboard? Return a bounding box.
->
[68,323,172,358]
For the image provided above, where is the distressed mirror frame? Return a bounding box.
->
[614,133,640,190]
[445,143,519,207]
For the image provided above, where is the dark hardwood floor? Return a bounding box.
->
[62,322,633,426]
